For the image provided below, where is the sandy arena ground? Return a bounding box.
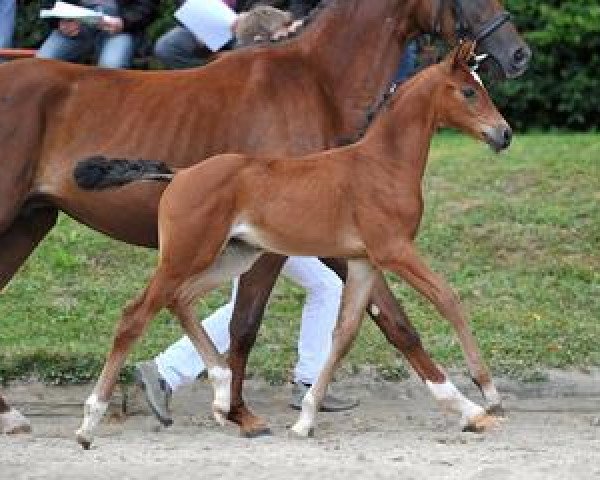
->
[1,369,599,480]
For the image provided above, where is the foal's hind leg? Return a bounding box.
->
[227,253,286,437]
[168,241,264,425]
[75,275,170,449]
[292,259,377,437]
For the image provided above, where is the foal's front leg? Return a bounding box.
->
[291,259,377,437]
[321,257,497,420]
[375,242,499,431]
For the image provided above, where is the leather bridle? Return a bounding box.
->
[436,0,512,43]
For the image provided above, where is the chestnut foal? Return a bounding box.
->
[74,43,511,445]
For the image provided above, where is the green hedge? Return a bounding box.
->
[13,1,600,130]
[490,0,600,130]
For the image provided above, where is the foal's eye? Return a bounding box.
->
[462,86,477,99]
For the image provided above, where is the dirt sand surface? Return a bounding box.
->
[1,370,599,480]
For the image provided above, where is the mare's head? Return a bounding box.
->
[430,42,512,152]
[418,0,531,78]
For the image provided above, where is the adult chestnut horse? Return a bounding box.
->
[74,42,511,444]
[0,0,530,436]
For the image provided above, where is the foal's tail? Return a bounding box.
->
[73,155,175,190]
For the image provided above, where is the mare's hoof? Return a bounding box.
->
[4,423,32,435]
[1,409,32,435]
[485,403,506,417]
[240,424,272,438]
[462,413,502,433]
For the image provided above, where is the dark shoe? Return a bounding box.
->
[289,381,359,412]
[134,360,173,427]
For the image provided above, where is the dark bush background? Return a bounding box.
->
[12,0,600,131]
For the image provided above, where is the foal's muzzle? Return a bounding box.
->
[483,124,512,152]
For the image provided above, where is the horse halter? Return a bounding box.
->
[436,0,512,43]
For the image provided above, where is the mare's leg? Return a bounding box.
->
[322,257,502,413]
[227,253,286,437]
[0,208,58,288]
[291,259,376,437]
[0,208,58,434]
[0,395,31,435]
[375,242,499,431]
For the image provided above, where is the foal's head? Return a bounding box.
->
[430,42,512,152]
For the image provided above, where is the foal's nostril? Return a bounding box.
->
[502,127,512,148]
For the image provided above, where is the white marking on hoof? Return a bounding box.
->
[291,389,317,437]
[75,394,108,449]
[208,366,232,425]
[426,379,485,429]
[0,408,32,434]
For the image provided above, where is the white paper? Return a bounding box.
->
[175,0,238,52]
[40,1,103,23]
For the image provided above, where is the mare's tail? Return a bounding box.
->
[74,155,175,190]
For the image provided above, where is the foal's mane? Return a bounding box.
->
[348,58,471,145]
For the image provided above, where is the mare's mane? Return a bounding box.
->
[233,0,334,49]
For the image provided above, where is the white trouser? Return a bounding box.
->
[155,256,343,391]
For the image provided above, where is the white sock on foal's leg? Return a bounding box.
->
[75,393,109,449]
[291,387,317,437]
[426,379,487,429]
[208,366,232,426]
[0,408,31,434]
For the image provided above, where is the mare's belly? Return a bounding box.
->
[37,179,167,248]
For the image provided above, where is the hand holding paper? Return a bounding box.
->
[174,0,238,52]
[40,1,103,26]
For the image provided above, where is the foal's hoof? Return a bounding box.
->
[485,403,506,417]
[75,430,93,450]
[1,409,32,435]
[289,422,315,438]
[462,413,501,433]
[212,406,229,427]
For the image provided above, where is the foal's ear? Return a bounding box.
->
[451,40,477,70]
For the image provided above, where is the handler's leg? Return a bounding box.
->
[136,283,237,426]
[283,257,358,411]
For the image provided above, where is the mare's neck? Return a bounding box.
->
[358,69,440,186]
[296,0,433,138]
